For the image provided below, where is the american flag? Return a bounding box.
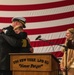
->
[0,0,74,57]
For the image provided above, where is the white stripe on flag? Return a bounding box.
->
[0,5,74,17]
[0,0,63,5]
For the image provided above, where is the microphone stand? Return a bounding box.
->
[65,47,68,75]
[37,38,68,75]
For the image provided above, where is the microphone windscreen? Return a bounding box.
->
[35,35,41,40]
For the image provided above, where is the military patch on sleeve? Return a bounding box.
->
[22,39,27,47]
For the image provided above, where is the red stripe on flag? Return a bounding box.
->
[26,11,74,23]
[0,1,74,11]
[0,11,74,23]
[30,38,65,47]
[51,51,64,57]
[25,24,74,35]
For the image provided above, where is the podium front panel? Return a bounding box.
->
[10,54,52,71]
[10,53,59,75]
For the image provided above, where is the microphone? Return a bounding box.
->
[35,35,41,40]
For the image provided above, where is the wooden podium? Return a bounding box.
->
[9,53,59,75]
